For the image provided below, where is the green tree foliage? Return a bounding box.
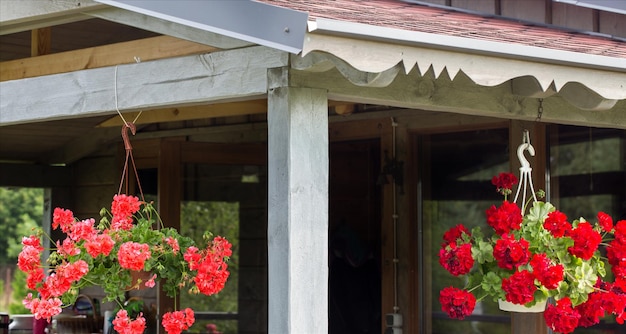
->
[0,187,43,314]
[0,187,44,264]
[9,269,29,314]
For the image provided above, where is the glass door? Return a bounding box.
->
[417,128,512,334]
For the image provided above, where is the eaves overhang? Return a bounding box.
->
[303,18,626,106]
[308,18,626,73]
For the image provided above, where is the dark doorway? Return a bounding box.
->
[329,139,382,334]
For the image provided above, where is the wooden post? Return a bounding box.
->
[509,120,548,334]
[267,67,329,333]
[31,27,51,56]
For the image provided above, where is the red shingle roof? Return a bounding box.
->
[259,0,626,58]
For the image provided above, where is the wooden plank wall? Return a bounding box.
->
[422,0,626,37]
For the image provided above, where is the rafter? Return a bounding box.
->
[1,35,219,81]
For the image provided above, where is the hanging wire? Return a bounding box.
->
[114,65,130,127]
[114,63,144,201]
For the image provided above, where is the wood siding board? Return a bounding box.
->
[501,0,547,23]
[451,0,497,14]
[599,11,626,37]
[552,2,595,31]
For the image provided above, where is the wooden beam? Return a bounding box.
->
[30,27,51,56]
[0,163,71,187]
[97,99,357,127]
[0,45,289,126]
[97,100,268,127]
[1,35,219,81]
[290,68,626,129]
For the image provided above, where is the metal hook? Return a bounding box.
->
[121,122,136,151]
[517,130,535,169]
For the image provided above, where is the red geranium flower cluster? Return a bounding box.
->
[493,233,529,270]
[162,308,195,334]
[184,236,232,296]
[492,172,517,196]
[543,210,571,237]
[530,253,563,289]
[544,298,581,334]
[438,172,626,333]
[112,309,147,334]
[608,220,626,279]
[438,242,474,276]
[485,201,522,235]
[439,286,476,319]
[501,270,535,305]
[17,194,232,333]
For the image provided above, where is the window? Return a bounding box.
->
[418,128,511,334]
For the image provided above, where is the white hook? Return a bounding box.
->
[516,130,535,169]
[513,130,538,211]
[517,142,535,169]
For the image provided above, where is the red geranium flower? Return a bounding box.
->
[439,242,474,276]
[502,270,536,305]
[492,172,518,196]
[112,309,146,334]
[543,210,571,237]
[162,308,195,334]
[118,242,151,271]
[568,222,601,260]
[493,234,530,270]
[607,239,626,280]
[530,253,564,289]
[111,194,141,218]
[52,207,74,233]
[615,220,626,244]
[442,224,471,246]
[575,291,607,327]
[597,212,614,233]
[23,294,62,321]
[68,218,96,242]
[439,287,476,320]
[544,298,580,334]
[85,233,115,258]
[485,201,522,235]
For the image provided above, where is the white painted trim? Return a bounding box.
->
[302,28,626,100]
[308,18,626,71]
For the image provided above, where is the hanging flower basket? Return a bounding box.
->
[498,299,546,313]
[18,194,232,334]
[437,132,626,334]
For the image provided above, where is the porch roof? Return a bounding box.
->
[260,0,626,104]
